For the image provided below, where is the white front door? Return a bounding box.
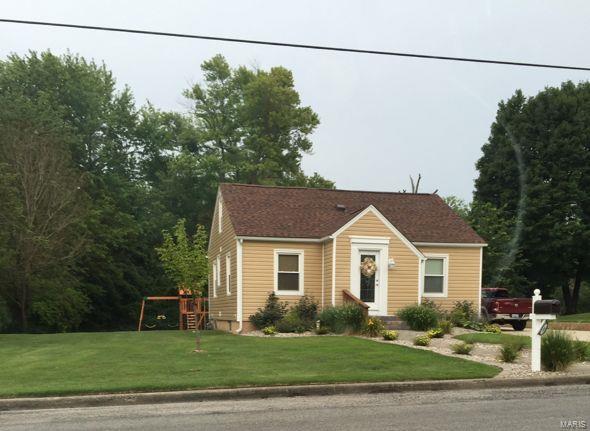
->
[351,243,388,315]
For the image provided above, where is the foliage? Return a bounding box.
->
[155,220,208,295]
[473,82,590,310]
[276,311,308,333]
[451,342,474,355]
[291,295,319,329]
[262,326,277,336]
[454,333,530,350]
[0,51,333,332]
[541,331,576,371]
[398,304,438,331]
[0,298,11,331]
[572,340,589,362]
[427,328,444,339]
[250,293,288,329]
[318,305,366,334]
[362,317,386,337]
[443,196,470,220]
[382,330,398,341]
[483,323,502,334]
[439,320,453,335]
[449,301,478,327]
[413,335,431,346]
[499,343,521,363]
[314,326,329,335]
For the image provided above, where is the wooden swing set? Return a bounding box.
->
[137,291,208,331]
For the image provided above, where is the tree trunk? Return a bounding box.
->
[561,282,574,315]
[571,267,582,314]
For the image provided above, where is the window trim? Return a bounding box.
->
[422,253,448,298]
[215,255,221,298]
[212,260,218,298]
[273,249,305,296]
[225,252,231,295]
[218,200,223,233]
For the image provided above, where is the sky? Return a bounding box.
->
[1,1,589,201]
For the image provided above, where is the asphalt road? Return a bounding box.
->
[1,385,588,431]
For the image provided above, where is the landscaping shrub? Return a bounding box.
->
[319,305,365,334]
[451,342,474,355]
[427,328,444,339]
[262,326,277,335]
[573,340,590,362]
[314,326,329,335]
[276,311,308,333]
[439,319,453,335]
[541,331,576,371]
[499,343,521,363]
[362,317,386,337]
[450,300,477,327]
[382,330,398,341]
[292,295,319,329]
[414,334,431,346]
[421,298,447,319]
[398,304,438,331]
[250,293,288,329]
[483,323,502,334]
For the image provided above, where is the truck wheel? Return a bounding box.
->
[511,321,527,331]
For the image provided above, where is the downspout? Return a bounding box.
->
[236,238,244,333]
[321,241,325,309]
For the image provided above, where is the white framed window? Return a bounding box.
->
[218,200,223,233]
[423,254,448,297]
[225,252,231,295]
[212,260,217,298]
[215,255,221,297]
[274,249,304,295]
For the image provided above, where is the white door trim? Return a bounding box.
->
[350,241,388,315]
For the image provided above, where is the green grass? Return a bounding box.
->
[454,333,531,349]
[0,331,500,397]
[557,313,590,323]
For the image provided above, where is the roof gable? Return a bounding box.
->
[219,183,485,244]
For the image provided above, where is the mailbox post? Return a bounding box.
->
[530,289,559,372]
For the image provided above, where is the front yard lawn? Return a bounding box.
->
[557,313,590,323]
[0,331,500,397]
[454,333,531,349]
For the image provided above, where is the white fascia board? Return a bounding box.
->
[236,236,328,243]
[414,242,488,248]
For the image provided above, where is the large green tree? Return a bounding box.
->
[473,82,590,313]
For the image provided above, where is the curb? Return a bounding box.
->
[1,375,590,411]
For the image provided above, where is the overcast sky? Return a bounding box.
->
[2,1,589,200]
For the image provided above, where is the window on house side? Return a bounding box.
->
[212,261,217,298]
[226,253,231,295]
[275,251,303,294]
[424,257,446,296]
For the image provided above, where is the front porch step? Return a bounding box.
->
[375,315,408,330]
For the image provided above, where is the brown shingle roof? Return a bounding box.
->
[220,183,485,244]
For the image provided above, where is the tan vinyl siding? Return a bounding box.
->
[242,241,323,319]
[208,193,238,322]
[418,246,481,311]
[334,211,420,314]
[322,240,333,308]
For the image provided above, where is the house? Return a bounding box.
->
[208,183,486,332]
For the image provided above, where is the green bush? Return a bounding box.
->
[262,326,277,335]
[439,319,453,335]
[362,317,386,337]
[451,342,474,355]
[573,340,590,362]
[314,326,329,335]
[427,328,444,339]
[541,331,576,371]
[398,304,438,331]
[250,293,288,329]
[499,343,520,363]
[450,300,477,327]
[414,334,431,346]
[276,311,308,333]
[382,330,398,341]
[484,323,502,334]
[319,305,365,334]
[292,295,319,329]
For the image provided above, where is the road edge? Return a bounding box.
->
[1,375,589,411]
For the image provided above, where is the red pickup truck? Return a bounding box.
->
[481,288,531,331]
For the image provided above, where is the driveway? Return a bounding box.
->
[502,325,590,342]
[1,385,588,431]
